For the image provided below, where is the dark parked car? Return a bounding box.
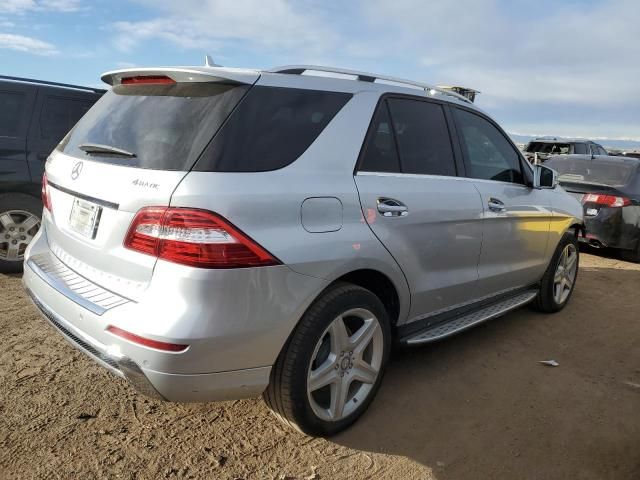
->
[546,154,640,262]
[524,138,608,163]
[0,76,104,272]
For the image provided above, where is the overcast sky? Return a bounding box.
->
[1,0,639,140]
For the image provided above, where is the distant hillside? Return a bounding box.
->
[508,133,640,152]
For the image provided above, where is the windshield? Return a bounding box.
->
[546,157,638,187]
[526,142,571,154]
[61,82,250,170]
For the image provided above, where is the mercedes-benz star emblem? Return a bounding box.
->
[71,161,83,180]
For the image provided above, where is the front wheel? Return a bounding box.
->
[0,193,42,273]
[263,283,391,436]
[534,232,579,313]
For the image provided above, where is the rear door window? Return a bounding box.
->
[454,108,524,184]
[40,96,94,140]
[195,86,352,172]
[573,143,588,154]
[386,98,456,176]
[0,91,28,137]
[358,102,401,173]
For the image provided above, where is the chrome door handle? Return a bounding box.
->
[377,198,408,217]
[488,198,506,212]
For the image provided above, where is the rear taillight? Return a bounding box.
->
[582,194,631,207]
[41,173,52,211]
[124,207,280,269]
[106,325,188,352]
[121,75,176,85]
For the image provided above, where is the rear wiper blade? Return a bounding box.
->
[78,143,136,158]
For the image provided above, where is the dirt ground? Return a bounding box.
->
[1,249,639,480]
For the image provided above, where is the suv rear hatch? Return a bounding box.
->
[42,68,258,300]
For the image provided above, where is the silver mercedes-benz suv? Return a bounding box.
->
[22,64,584,436]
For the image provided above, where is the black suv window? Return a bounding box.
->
[358,102,401,173]
[387,98,456,176]
[358,97,456,176]
[40,96,87,140]
[574,143,588,155]
[454,108,523,184]
[0,91,27,137]
[196,86,352,172]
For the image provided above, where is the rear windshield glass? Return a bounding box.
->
[61,83,250,170]
[194,86,352,172]
[526,142,571,154]
[546,157,638,187]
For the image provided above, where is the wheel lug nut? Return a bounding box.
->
[11,240,17,244]
[19,228,24,232]
[20,236,26,240]
[4,235,9,239]
[9,227,15,231]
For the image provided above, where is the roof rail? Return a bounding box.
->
[0,75,106,94]
[268,65,472,104]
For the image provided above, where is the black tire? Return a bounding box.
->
[263,282,391,436]
[533,232,579,313]
[620,244,640,263]
[0,193,42,273]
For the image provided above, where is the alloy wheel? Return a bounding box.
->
[306,308,384,422]
[0,210,40,262]
[553,243,578,304]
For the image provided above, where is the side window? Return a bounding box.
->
[454,108,524,184]
[597,146,608,156]
[358,102,401,173]
[196,86,352,172]
[574,143,588,155]
[0,91,27,137]
[386,98,456,176]
[40,96,72,140]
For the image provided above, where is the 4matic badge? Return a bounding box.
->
[132,179,160,190]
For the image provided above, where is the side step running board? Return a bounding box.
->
[403,290,538,346]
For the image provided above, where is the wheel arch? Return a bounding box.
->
[329,268,404,327]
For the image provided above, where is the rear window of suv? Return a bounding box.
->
[61,82,251,170]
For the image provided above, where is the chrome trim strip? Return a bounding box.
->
[47,180,119,210]
[24,285,164,400]
[26,251,130,316]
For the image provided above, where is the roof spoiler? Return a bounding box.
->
[100,67,260,87]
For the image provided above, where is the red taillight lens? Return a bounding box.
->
[121,75,176,85]
[582,194,631,207]
[106,325,188,352]
[124,207,280,269]
[41,173,52,211]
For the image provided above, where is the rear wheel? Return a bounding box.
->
[534,232,579,313]
[264,283,391,436]
[0,193,42,273]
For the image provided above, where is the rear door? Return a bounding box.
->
[355,96,483,319]
[0,83,36,186]
[452,107,552,297]
[27,87,99,184]
[42,70,258,300]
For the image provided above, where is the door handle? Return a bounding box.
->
[488,198,506,212]
[377,198,408,217]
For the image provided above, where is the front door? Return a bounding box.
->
[452,107,552,297]
[355,96,484,321]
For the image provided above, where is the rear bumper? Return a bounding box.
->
[581,206,640,251]
[23,278,272,402]
[22,227,327,402]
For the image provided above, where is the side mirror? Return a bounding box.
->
[533,164,558,189]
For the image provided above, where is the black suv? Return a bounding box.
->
[0,76,104,272]
[524,138,608,163]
